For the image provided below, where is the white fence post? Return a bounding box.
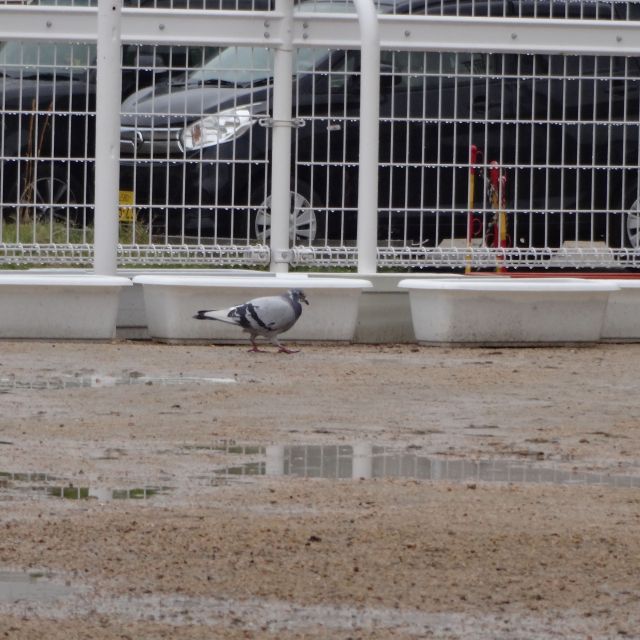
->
[353,0,380,275]
[269,0,294,273]
[266,445,285,476]
[93,0,123,276]
[352,442,373,479]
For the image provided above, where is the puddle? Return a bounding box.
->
[47,486,171,500]
[0,373,236,391]
[0,590,622,637]
[0,471,171,501]
[182,443,265,455]
[0,571,74,603]
[215,444,640,489]
[4,443,638,505]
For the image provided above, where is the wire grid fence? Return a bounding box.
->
[1,0,640,270]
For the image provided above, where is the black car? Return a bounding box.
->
[118,0,640,256]
[0,0,271,230]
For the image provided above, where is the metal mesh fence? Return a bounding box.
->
[1,0,640,269]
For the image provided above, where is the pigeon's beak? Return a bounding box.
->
[301,293,309,305]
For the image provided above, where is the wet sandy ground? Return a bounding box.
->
[1,340,640,639]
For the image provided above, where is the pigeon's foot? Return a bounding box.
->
[278,346,300,354]
[248,346,270,353]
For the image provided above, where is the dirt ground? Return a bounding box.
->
[1,340,640,639]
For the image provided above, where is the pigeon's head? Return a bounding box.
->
[289,289,309,305]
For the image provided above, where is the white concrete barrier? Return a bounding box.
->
[133,274,372,343]
[114,268,267,339]
[398,278,619,344]
[600,279,640,340]
[0,273,131,339]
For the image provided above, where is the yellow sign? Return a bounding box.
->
[118,190,135,222]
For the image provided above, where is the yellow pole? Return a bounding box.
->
[466,145,478,275]
[490,161,507,273]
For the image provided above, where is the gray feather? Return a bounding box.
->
[194,289,308,351]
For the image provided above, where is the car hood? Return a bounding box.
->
[120,81,265,126]
[0,73,90,109]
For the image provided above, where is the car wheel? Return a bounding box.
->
[624,195,640,248]
[7,173,84,227]
[253,183,320,244]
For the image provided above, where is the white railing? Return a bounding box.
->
[2,0,640,272]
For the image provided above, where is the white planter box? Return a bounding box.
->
[601,280,640,340]
[0,274,132,339]
[133,274,372,343]
[398,278,619,344]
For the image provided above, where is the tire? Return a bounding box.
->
[252,182,322,245]
[623,194,640,249]
[6,170,84,228]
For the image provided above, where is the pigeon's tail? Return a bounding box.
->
[193,309,239,325]
[194,309,222,321]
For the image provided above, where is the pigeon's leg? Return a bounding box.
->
[278,345,300,354]
[272,336,300,354]
[247,335,269,353]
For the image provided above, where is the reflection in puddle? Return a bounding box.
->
[182,443,265,456]
[4,444,638,505]
[0,571,74,603]
[0,471,170,501]
[0,589,613,635]
[0,374,236,390]
[216,444,640,489]
[48,486,169,500]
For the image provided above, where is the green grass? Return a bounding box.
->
[1,221,150,245]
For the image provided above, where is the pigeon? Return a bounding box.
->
[193,288,309,353]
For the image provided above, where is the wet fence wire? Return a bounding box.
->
[1,0,640,270]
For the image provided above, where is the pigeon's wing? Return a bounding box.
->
[194,294,299,337]
[240,295,297,335]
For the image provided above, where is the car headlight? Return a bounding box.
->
[181,106,256,151]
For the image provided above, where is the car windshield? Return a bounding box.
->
[0,0,96,77]
[187,0,356,85]
[0,41,95,78]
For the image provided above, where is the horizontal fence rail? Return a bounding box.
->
[4,6,640,53]
[2,0,640,270]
